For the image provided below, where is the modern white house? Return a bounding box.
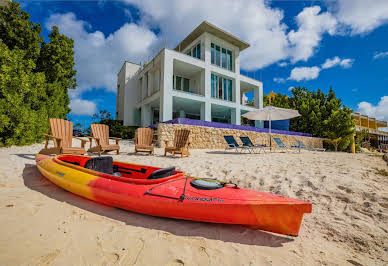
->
[116,21,263,127]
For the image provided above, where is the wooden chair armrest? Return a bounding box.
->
[109,137,121,145]
[73,137,88,149]
[44,134,62,141]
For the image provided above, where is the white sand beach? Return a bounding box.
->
[0,141,387,265]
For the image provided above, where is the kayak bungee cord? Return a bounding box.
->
[145,175,239,201]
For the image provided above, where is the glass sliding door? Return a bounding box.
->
[183,78,189,92]
[222,48,227,68]
[223,77,228,100]
[218,76,223,99]
[227,79,232,101]
[210,73,233,101]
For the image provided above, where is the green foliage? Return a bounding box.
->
[92,110,137,139]
[355,129,369,152]
[92,110,112,122]
[0,2,76,146]
[323,106,355,151]
[263,93,290,108]
[36,26,76,118]
[262,87,355,151]
[99,119,137,140]
[0,43,48,146]
[0,1,42,61]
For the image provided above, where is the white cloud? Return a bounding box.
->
[287,6,337,62]
[278,61,288,67]
[339,58,353,68]
[374,51,388,60]
[357,96,388,122]
[288,66,321,81]
[288,86,294,92]
[69,98,97,116]
[321,56,354,69]
[332,0,388,35]
[46,13,158,96]
[273,77,286,83]
[124,0,290,70]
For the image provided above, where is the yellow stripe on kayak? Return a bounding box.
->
[37,157,97,201]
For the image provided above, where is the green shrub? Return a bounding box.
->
[99,119,138,139]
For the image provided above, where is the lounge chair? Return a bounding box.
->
[296,140,326,152]
[273,137,300,152]
[164,129,190,157]
[134,128,155,155]
[239,136,267,153]
[223,136,252,153]
[39,118,88,155]
[88,124,121,156]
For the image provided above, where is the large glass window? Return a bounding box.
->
[211,43,215,64]
[183,78,189,92]
[211,74,216,97]
[175,76,181,91]
[215,45,220,66]
[227,50,232,71]
[195,43,201,59]
[211,43,232,71]
[174,75,190,92]
[223,76,227,100]
[185,42,201,60]
[221,48,227,69]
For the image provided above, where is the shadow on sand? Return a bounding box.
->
[23,163,293,247]
[12,154,36,160]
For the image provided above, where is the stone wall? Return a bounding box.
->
[157,123,323,149]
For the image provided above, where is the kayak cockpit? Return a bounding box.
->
[55,155,184,184]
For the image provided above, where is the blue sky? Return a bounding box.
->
[18,0,388,129]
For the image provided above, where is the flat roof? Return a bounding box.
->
[174,21,250,52]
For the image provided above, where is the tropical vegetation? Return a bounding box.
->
[262,87,355,151]
[0,2,76,146]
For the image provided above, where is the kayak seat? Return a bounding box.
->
[84,156,114,175]
[148,166,175,180]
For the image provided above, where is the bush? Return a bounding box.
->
[99,119,137,139]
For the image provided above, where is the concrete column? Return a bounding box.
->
[160,50,173,122]
[204,33,211,64]
[234,78,240,105]
[141,104,151,126]
[200,102,211,121]
[231,108,241,125]
[147,71,153,96]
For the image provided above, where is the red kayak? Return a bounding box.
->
[35,154,312,236]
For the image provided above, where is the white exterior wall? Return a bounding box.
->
[118,30,263,127]
[117,62,141,125]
